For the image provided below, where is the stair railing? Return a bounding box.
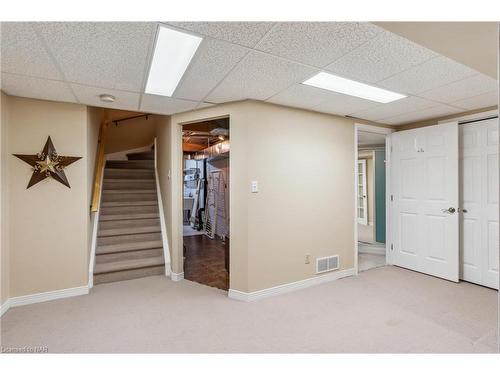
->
[91,120,109,212]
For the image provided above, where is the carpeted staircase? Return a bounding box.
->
[93,150,165,284]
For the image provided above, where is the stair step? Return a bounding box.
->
[98,225,161,237]
[100,205,159,216]
[97,232,162,246]
[106,160,154,170]
[93,265,164,285]
[102,189,156,195]
[101,200,157,207]
[127,151,154,160]
[101,194,158,203]
[98,218,160,230]
[99,212,160,221]
[94,255,165,274]
[104,169,155,180]
[97,240,164,255]
[96,248,163,264]
[103,179,156,190]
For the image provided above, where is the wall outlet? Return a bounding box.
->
[305,253,311,264]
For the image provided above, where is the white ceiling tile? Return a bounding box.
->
[350,96,438,122]
[140,94,198,115]
[311,92,379,116]
[450,91,498,110]
[381,104,461,125]
[71,84,140,111]
[255,22,382,67]
[206,52,317,103]
[0,22,64,80]
[167,22,275,47]
[1,73,76,103]
[325,31,438,83]
[267,83,338,110]
[173,38,249,102]
[378,56,478,95]
[419,74,498,104]
[35,22,155,92]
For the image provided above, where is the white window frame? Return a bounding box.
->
[357,159,368,225]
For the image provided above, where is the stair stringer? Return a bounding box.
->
[154,137,171,276]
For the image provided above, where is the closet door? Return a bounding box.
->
[391,121,459,282]
[460,118,499,289]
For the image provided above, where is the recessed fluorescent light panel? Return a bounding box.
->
[303,72,406,103]
[145,26,202,97]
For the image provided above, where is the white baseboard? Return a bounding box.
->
[171,272,184,282]
[0,299,11,317]
[164,263,172,277]
[3,285,89,315]
[228,268,355,302]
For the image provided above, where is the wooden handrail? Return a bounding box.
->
[90,120,109,212]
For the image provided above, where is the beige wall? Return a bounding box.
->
[162,101,355,293]
[1,92,10,305]
[5,96,89,297]
[105,115,157,154]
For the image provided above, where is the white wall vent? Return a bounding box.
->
[316,255,339,274]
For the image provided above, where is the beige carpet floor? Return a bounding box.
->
[0,266,498,353]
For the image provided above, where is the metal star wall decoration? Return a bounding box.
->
[13,136,82,189]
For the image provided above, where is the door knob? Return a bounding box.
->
[442,207,456,214]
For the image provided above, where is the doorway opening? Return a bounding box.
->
[182,117,230,290]
[356,127,390,273]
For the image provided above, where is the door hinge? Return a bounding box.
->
[390,194,394,202]
[390,244,394,251]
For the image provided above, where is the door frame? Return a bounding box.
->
[354,124,394,274]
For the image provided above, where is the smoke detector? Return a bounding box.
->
[99,94,116,103]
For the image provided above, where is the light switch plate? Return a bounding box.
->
[251,180,258,193]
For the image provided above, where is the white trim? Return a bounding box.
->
[88,158,106,289]
[354,127,359,275]
[438,109,498,125]
[228,268,355,302]
[171,272,184,281]
[354,123,393,272]
[0,299,11,317]
[385,135,393,265]
[154,138,172,277]
[5,285,89,311]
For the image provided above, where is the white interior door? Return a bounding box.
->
[357,159,368,225]
[390,122,459,282]
[460,118,499,289]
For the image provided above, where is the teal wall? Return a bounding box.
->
[374,150,386,243]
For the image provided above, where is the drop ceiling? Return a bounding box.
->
[1,22,497,126]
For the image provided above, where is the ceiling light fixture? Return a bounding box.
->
[302,72,406,103]
[145,25,202,97]
[99,94,116,103]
